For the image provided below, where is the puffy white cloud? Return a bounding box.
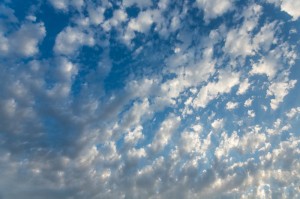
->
[102,9,128,31]
[267,79,297,110]
[123,9,158,44]
[226,101,238,110]
[281,0,300,20]
[120,98,152,131]
[192,70,240,108]
[211,118,224,130]
[265,0,300,20]
[248,110,256,118]
[286,107,300,118]
[49,0,84,11]
[224,28,254,57]
[150,114,181,152]
[87,6,105,25]
[250,53,278,80]
[237,78,251,95]
[244,98,253,107]
[0,22,46,57]
[127,148,147,160]
[223,4,262,58]
[124,125,144,145]
[123,0,152,9]
[54,27,95,55]
[196,0,234,22]
[180,131,201,153]
[215,131,239,159]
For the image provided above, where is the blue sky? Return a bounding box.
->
[0,0,300,198]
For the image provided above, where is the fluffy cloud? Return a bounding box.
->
[237,78,251,95]
[0,22,46,57]
[226,101,238,110]
[267,79,297,110]
[150,114,181,152]
[192,70,240,108]
[54,27,95,55]
[49,0,84,11]
[211,118,224,129]
[196,0,234,22]
[281,0,300,20]
[266,0,300,21]
[244,98,253,107]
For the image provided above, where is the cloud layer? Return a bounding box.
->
[0,0,300,198]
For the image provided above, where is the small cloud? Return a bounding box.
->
[226,101,238,110]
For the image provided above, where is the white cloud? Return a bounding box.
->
[124,125,144,145]
[122,0,152,9]
[211,118,224,130]
[224,28,254,57]
[54,27,95,55]
[223,4,262,58]
[248,110,256,118]
[196,0,234,22]
[267,79,297,110]
[49,0,84,11]
[192,70,240,108]
[226,101,238,110]
[286,107,300,118]
[0,22,46,57]
[265,0,300,20]
[192,124,203,132]
[150,114,181,152]
[281,0,300,20]
[127,148,147,160]
[102,9,128,31]
[253,22,277,52]
[120,98,152,131]
[250,52,278,80]
[123,9,159,44]
[237,78,251,95]
[88,6,105,25]
[180,131,201,153]
[215,131,239,159]
[244,98,253,107]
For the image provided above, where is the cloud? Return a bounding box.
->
[265,0,300,20]
[0,22,46,57]
[286,107,300,118]
[237,78,251,95]
[195,0,234,22]
[267,79,297,110]
[192,70,240,108]
[244,98,253,107]
[248,110,256,118]
[223,3,262,58]
[226,101,238,110]
[48,0,84,11]
[54,27,95,55]
[1,0,300,198]
[150,114,181,152]
[211,118,224,129]
[122,0,152,9]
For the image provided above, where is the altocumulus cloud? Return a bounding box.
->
[0,0,300,198]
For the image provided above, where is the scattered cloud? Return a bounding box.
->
[0,0,300,198]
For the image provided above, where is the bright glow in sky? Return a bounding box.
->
[1,0,300,198]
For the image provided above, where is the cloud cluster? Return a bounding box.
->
[0,0,299,198]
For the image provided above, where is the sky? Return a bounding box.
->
[0,0,300,198]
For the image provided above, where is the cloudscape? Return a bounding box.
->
[0,0,300,198]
